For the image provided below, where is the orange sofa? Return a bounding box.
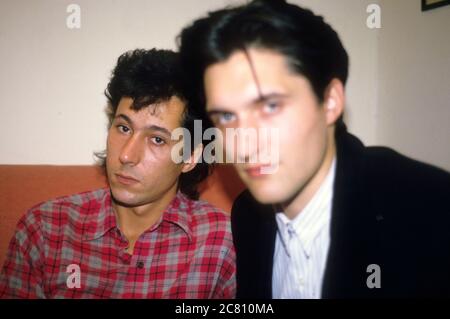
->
[0,165,245,268]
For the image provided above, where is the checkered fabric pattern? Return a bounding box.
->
[0,188,236,299]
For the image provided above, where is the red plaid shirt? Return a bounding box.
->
[0,188,236,298]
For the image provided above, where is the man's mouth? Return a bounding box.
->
[115,173,139,185]
[244,165,274,178]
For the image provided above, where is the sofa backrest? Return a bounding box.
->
[0,165,244,268]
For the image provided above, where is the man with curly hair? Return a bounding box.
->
[0,49,236,299]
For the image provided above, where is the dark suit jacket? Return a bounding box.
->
[231,127,450,298]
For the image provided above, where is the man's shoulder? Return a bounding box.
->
[338,131,450,195]
[356,144,450,228]
[29,188,109,215]
[21,188,110,231]
[362,145,450,193]
[177,197,234,254]
[183,197,231,233]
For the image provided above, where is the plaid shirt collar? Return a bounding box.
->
[81,188,193,242]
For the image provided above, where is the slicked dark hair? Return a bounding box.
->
[96,48,211,200]
[178,0,349,129]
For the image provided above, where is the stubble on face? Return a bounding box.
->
[106,96,187,214]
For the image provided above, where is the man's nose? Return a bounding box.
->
[119,135,142,165]
[233,116,260,164]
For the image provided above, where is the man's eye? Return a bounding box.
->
[151,136,166,145]
[117,124,130,133]
[218,112,236,125]
[262,100,280,114]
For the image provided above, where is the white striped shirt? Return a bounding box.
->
[272,159,336,299]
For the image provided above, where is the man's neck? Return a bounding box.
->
[113,186,178,251]
[282,130,336,220]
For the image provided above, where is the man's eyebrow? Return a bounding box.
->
[207,109,232,116]
[115,113,132,124]
[254,92,288,103]
[146,124,171,136]
[207,92,288,116]
[114,113,171,136]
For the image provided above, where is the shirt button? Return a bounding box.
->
[136,261,145,269]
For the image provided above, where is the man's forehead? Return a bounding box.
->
[205,63,288,110]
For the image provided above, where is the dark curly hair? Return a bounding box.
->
[96,48,211,200]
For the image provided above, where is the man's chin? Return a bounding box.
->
[247,186,285,205]
[110,188,140,208]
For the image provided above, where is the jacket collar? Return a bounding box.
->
[321,125,382,298]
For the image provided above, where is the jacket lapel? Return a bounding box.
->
[322,129,381,298]
[256,203,277,298]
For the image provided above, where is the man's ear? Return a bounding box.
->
[323,78,345,126]
[181,143,203,173]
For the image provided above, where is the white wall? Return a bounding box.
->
[0,0,231,164]
[0,0,449,171]
[377,0,450,171]
[293,0,380,149]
